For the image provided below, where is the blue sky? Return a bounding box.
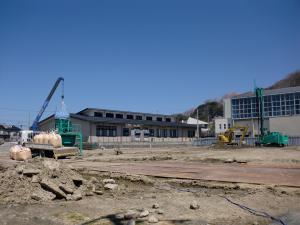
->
[0,0,299,127]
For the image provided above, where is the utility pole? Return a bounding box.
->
[196,108,199,139]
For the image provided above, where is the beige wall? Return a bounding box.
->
[269,116,300,136]
[233,119,269,137]
[39,117,55,132]
[38,117,196,142]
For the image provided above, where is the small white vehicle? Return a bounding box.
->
[18,130,34,145]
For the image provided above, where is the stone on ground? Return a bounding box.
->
[148,215,159,223]
[103,178,116,184]
[124,210,139,219]
[139,209,149,217]
[104,183,118,190]
[190,200,199,210]
[152,203,159,209]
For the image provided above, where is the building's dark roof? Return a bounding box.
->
[77,108,174,118]
[232,86,300,99]
[71,114,196,128]
[38,113,196,129]
[0,124,21,132]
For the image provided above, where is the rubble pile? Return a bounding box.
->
[0,158,110,204]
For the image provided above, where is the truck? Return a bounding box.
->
[18,77,82,159]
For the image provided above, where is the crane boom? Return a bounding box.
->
[30,77,64,131]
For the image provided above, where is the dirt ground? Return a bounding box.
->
[0,143,300,225]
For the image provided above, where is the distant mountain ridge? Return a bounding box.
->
[267,71,300,89]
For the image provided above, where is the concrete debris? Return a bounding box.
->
[0,159,91,204]
[127,219,135,225]
[115,213,125,220]
[93,190,103,195]
[15,165,24,174]
[66,194,73,201]
[40,178,67,199]
[104,183,118,190]
[224,159,234,163]
[31,189,56,201]
[59,184,74,194]
[23,169,41,176]
[139,209,149,217]
[190,200,200,210]
[72,190,83,201]
[124,210,139,219]
[42,160,60,171]
[89,177,98,184]
[102,178,116,184]
[85,191,94,196]
[156,209,164,214]
[148,215,159,223]
[31,175,39,183]
[152,203,159,209]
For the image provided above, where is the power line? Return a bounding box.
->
[0,107,56,113]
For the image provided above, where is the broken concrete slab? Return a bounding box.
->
[59,184,74,194]
[148,215,159,223]
[102,178,116,184]
[23,169,41,176]
[104,183,118,190]
[42,160,60,171]
[40,179,66,199]
[31,189,56,201]
[72,190,82,201]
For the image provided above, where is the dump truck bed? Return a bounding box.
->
[24,143,79,159]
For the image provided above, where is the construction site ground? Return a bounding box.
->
[0,143,300,225]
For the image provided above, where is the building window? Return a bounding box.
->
[149,129,154,137]
[163,129,168,137]
[188,130,195,138]
[96,126,116,137]
[165,118,171,122]
[219,124,222,130]
[127,114,134,119]
[156,117,162,122]
[228,123,231,128]
[116,114,123,119]
[224,124,226,130]
[122,128,129,136]
[135,115,142,120]
[146,116,152,121]
[106,113,114,118]
[170,129,177,138]
[156,129,161,137]
[94,112,103,117]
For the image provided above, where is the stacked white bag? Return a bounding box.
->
[33,132,62,148]
[9,145,32,161]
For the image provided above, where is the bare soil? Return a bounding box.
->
[0,145,300,225]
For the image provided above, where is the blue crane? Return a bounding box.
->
[30,77,64,131]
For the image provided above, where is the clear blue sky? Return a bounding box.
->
[0,0,299,127]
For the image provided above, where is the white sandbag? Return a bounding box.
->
[39,133,48,144]
[33,134,39,144]
[48,132,56,147]
[38,133,43,144]
[49,133,62,148]
[55,133,62,148]
[15,147,32,161]
[9,145,22,160]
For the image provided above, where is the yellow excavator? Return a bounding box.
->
[218,126,248,146]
